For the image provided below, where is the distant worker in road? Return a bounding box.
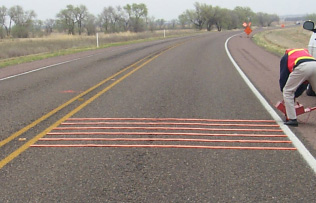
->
[279,48,316,126]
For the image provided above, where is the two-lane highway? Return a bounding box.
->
[0,37,188,159]
[1,31,315,202]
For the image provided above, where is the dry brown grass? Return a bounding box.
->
[0,30,200,60]
[263,26,311,49]
[253,26,312,56]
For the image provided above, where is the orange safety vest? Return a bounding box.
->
[285,48,315,72]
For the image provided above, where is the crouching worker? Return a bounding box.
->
[279,48,316,127]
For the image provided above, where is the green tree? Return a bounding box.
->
[189,2,206,30]
[178,13,189,29]
[222,9,239,30]
[84,14,96,36]
[56,5,76,35]
[267,14,279,26]
[188,2,205,30]
[200,4,226,31]
[124,3,148,32]
[233,6,255,28]
[99,6,128,33]
[9,5,36,38]
[200,4,213,31]
[212,7,229,31]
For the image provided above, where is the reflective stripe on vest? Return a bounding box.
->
[287,49,305,55]
[295,56,315,65]
[286,49,315,72]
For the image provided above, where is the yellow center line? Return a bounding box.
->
[0,42,184,169]
[0,50,157,148]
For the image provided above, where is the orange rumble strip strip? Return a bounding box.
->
[30,144,296,150]
[38,137,292,143]
[33,117,290,151]
[67,118,276,123]
[47,132,287,137]
[60,121,279,128]
[53,126,283,132]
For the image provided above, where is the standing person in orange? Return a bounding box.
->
[279,48,316,126]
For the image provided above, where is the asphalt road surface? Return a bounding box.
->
[0,30,315,202]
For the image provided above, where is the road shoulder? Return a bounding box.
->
[227,31,316,155]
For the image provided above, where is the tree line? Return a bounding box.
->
[0,3,150,38]
[179,3,281,31]
[0,2,313,39]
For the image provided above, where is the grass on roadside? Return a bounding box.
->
[1,26,309,68]
[0,39,153,68]
[252,26,311,56]
[0,30,202,68]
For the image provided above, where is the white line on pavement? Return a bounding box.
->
[0,55,94,82]
[225,33,316,174]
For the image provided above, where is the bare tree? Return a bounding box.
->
[117,6,129,32]
[30,19,44,37]
[9,5,36,26]
[84,14,96,36]
[98,7,111,33]
[147,16,156,32]
[0,6,10,36]
[170,19,177,29]
[109,6,124,32]
[74,5,88,35]
[156,19,165,30]
[44,19,55,34]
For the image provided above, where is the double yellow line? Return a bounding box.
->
[0,42,184,169]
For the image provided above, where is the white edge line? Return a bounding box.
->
[0,54,96,82]
[225,33,316,174]
[0,42,158,82]
[0,40,174,82]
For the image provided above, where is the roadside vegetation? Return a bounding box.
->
[0,29,201,68]
[252,26,312,56]
[0,2,315,68]
[1,2,280,38]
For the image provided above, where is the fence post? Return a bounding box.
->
[97,33,99,48]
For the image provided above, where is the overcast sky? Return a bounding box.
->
[1,0,315,21]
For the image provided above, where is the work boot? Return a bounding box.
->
[284,119,298,127]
